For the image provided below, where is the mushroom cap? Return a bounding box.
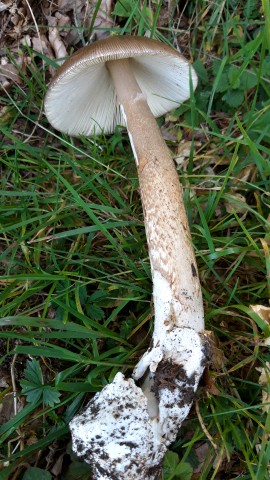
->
[44,35,198,137]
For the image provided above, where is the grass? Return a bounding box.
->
[0,0,270,478]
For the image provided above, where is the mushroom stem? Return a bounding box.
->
[70,60,208,479]
[107,59,204,361]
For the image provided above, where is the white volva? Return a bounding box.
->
[45,36,209,480]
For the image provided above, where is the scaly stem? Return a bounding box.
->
[107,59,204,349]
[69,58,207,480]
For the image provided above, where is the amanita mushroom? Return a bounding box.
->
[45,35,209,480]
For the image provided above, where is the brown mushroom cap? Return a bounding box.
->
[44,35,197,136]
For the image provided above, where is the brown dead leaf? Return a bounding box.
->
[256,362,270,412]
[250,304,270,346]
[26,431,38,446]
[0,1,30,51]
[0,61,21,86]
[9,5,27,36]
[55,11,71,31]
[175,141,193,165]
[51,452,66,476]
[0,392,24,427]
[0,1,12,13]
[224,193,247,215]
[208,332,226,371]
[203,370,221,395]
[58,0,85,12]
[250,304,270,325]
[31,34,54,59]
[175,140,201,166]
[193,442,213,473]
[231,165,256,189]
[47,16,68,61]
[0,53,28,89]
[92,0,113,40]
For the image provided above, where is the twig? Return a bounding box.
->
[195,399,218,452]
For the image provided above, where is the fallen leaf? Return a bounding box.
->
[224,193,247,214]
[0,62,21,85]
[47,16,68,61]
[256,362,270,412]
[194,443,212,473]
[0,1,12,13]
[58,0,84,12]
[32,34,54,58]
[250,304,270,324]
[250,304,270,345]
[51,452,66,476]
[175,140,201,165]
[203,370,221,395]
[92,0,114,40]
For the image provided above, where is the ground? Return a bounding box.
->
[0,0,270,479]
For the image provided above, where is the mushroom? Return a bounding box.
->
[45,35,209,480]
